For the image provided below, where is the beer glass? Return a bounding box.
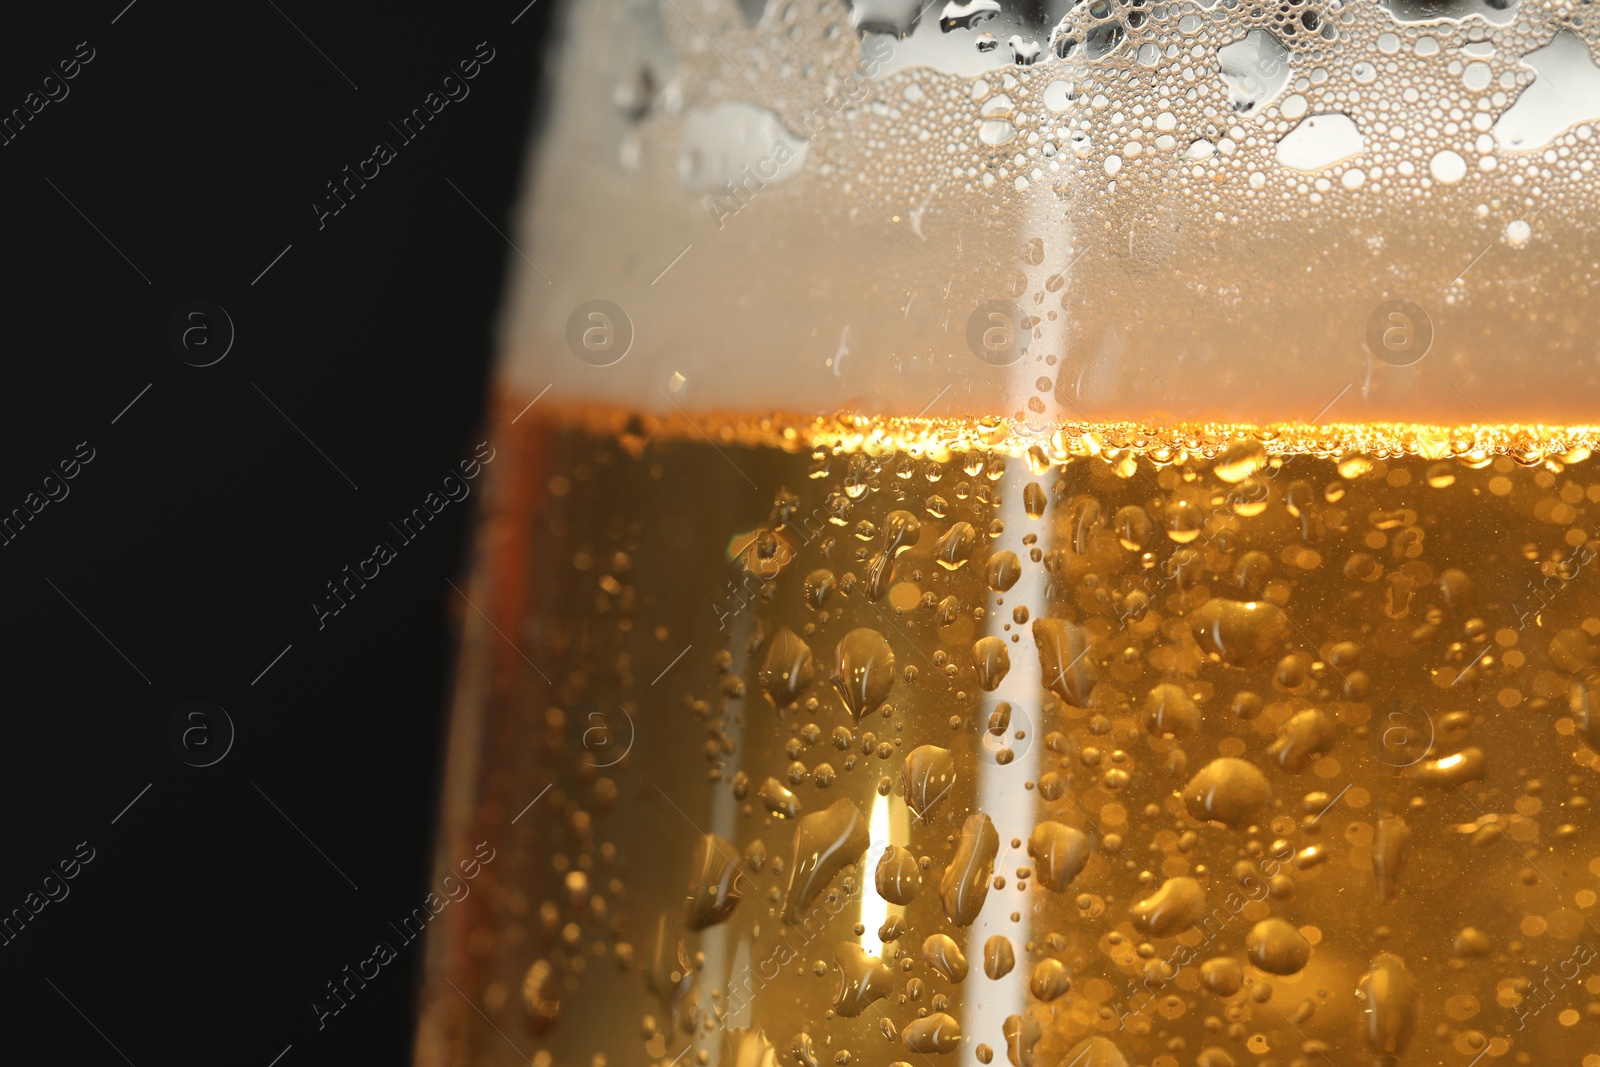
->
[416,2,1600,1064]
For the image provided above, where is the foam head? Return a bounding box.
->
[500,0,1600,426]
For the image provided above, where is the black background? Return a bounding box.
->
[0,2,554,1062]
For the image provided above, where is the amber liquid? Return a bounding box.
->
[415,410,1600,1067]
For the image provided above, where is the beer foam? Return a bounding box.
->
[498,0,1600,425]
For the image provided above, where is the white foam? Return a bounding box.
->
[497,1,1600,425]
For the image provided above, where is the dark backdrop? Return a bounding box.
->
[0,3,553,1063]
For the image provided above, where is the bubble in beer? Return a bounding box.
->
[513,962,558,1031]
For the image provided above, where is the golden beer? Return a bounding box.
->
[416,0,1600,1063]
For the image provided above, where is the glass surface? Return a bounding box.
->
[416,3,1600,1065]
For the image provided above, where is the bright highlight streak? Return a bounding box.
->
[861,791,893,956]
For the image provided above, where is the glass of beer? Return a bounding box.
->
[415,2,1600,1064]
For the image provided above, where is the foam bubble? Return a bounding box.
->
[499,0,1600,425]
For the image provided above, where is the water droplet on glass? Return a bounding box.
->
[783,799,870,923]
[1188,599,1291,669]
[760,777,803,818]
[1059,1037,1128,1067]
[1129,876,1207,937]
[1357,953,1418,1059]
[973,636,1012,691]
[1029,958,1071,1001]
[875,844,922,905]
[1270,709,1336,771]
[1374,813,1410,903]
[1245,918,1311,975]
[833,941,894,1017]
[1144,683,1201,738]
[1002,1013,1039,1067]
[985,551,1021,592]
[1033,618,1097,705]
[1182,758,1273,828]
[761,628,816,707]
[834,628,896,722]
[1028,821,1091,891]
[1412,746,1486,786]
[903,744,957,820]
[922,932,969,982]
[939,0,1000,33]
[685,833,744,930]
[984,934,1015,979]
[940,813,999,925]
[1213,438,1268,483]
[935,521,978,569]
[1200,957,1243,996]
[903,1013,962,1054]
